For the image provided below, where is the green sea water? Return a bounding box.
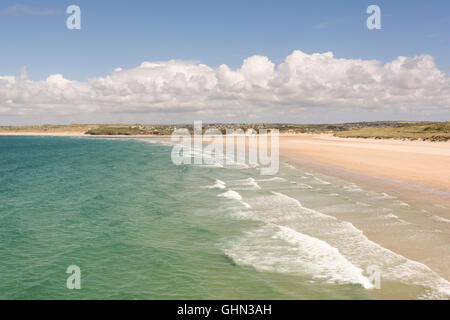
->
[0,136,448,299]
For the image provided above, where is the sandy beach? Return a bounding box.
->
[279,134,450,224]
[274,135,450,285]
[279,134,450,191]
[3,131,449,192]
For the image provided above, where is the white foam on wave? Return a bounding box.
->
[230,178,261,190]
[245,178,261,190]
[431,215,450,224]
[343,183,365,193]
[218,189,252,209]
[141,139,175,147]
[381,213,400,220]
[226,191,450,298]
[313,177,332,185]
[225,223,373,289]
[271,192,336,220]
[366,192,398,201]
[376,213,410,225]
[381,192,397,199]
[203,179,227,190]
[257,177,288,182]
[276,226,374,288]
[393,200,410,207]
[219,189,242,201]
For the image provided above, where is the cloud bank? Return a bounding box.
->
[0,50,449,123]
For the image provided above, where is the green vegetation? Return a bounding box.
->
[334,122,450,141]
[1,121,449,141]
[85,125,175,135]
[0,124,173,136]
[86,126,150,135]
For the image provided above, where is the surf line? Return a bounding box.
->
[170,121,279,175]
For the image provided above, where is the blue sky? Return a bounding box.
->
[0,0,448,81]
[0,1,449,124]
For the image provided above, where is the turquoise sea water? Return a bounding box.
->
[0,136,449,299]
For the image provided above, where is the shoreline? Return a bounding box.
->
[278,140,450,289]
[279,135,450,191]
[278,136,450,285]
[3,131,449,191]
[0,131,170,138]
[2,130,450,141]
[2,131,449,296]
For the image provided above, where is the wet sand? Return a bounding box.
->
[279,135,450,287]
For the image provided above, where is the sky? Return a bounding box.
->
[0,0,449,124]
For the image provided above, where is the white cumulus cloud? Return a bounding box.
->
[0,50,449,123]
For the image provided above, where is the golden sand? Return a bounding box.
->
[279,134,450,191]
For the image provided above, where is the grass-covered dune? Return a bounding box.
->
[85,125,173,135]
[85,126,150,135]
[334,122,450,141]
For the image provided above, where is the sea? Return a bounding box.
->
[0,136,448,299]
